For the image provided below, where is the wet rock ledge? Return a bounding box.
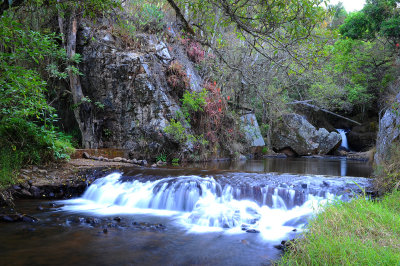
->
[0,158,144,206]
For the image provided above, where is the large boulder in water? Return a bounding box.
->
[271,114,341,155]
[375,93,400,165]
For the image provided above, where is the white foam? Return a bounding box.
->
[60,173,336,241]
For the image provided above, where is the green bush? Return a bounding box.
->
[0,15,75,187]
[164,119,187,143]
[122,1,165,34]
[172,158,179,165]
[136,3,165,32]
[156,153,167,162]
[164,119,208,148]
[181,89,207,120]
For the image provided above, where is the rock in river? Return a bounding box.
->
[272,113,341,156]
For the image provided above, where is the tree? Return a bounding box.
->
[340,0,400,43]
[1,0,121,148]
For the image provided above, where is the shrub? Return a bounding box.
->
[156,153,167,162]
[181,89,207,121]
[0,15,75,187]
[172,158,179,165]
[163,119,186,143]
[135,3,165,32]
[181,38,205,63]
[0,118,74,187]
[166,60,190,98]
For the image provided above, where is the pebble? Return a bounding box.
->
[38,169,47,175]
[82,152,91,159]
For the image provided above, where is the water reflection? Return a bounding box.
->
[185,157,371,177]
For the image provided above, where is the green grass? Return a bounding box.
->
[0,148,23,188]
[0,119,75,189]
[279,192,400,265]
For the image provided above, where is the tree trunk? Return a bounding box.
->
[64,8,96,148]
[166,0,195,35]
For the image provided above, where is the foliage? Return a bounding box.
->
[279,192,400,265]
[181,38,205,63]
[135,2,165,32]
[0,118,74,187]
[180,89,207,121]
[0,147,23,188]
[0,14,74,186]
[261,146,268,155]
[166,60,190,98]
[121,0,166,34]
[163,119,208,154]
[156,153,167,162]
[172,158,179,165]
[327,2,348,29]
[173,0,330,75]
[340,0,400,43]
[164,119,186,143]
[340,12,373,39]
[113,17,137,44]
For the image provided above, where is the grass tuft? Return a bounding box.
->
[279,192,400,265]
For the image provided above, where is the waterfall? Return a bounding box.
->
[62,173,337,241]
[337,129,349,150]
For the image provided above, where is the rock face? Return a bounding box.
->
[375,94,400,165]
[240,114,265,147]
[73,22,201,158]
[347,121,377,151]
[271,114,341,156]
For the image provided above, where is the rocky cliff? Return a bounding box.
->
[375,93,400,165]
[72,20,202,159]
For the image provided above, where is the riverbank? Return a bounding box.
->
[278,191,400,265]
[0,159,139,206]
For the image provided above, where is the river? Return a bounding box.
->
[0,157,372,265]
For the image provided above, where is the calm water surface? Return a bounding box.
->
[183,157,372,177]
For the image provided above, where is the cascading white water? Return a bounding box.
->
[62,173,338,241]
[337,129,349,150]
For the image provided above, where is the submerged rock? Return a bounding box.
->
[245,229,260,233]
[0,213,38,223]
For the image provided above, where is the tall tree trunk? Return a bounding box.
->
[64,8,96,148]
[166,0,195,35]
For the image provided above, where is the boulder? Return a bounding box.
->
[375,94,400,165]
[240,114,265,147]
[271,114,341,155]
